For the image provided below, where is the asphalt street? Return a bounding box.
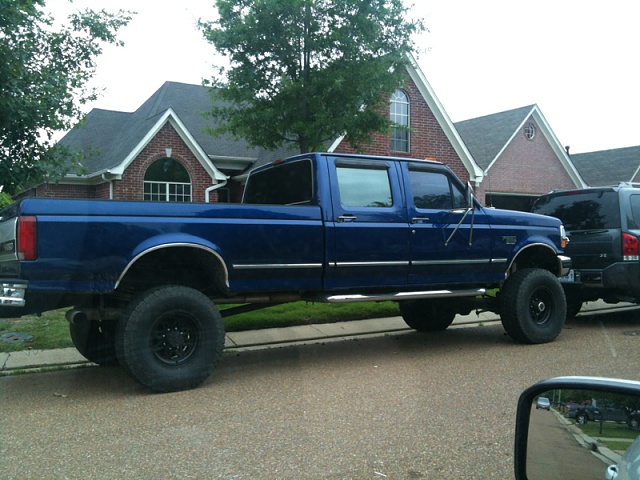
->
[1,309,639,479]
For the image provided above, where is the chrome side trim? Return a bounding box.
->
[116,243,230,289]
[411,258,492,266]
[233,263,322,270]
[325,288,486,303]
[331,261,410,268]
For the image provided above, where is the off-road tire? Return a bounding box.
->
[115,285,225,393]
[69,320,118,366]
[500,268,566,344]
[399,300,456,332]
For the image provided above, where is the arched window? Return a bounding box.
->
[390,89,409,152]
[143,158,192,202]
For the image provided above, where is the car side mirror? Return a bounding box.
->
[515,377,640,479]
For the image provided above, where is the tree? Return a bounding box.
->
[0,0,131,196]
[199,0,424,153]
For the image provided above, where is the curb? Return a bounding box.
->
[1,301,637,374]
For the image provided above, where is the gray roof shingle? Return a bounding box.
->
[454,105,535,170]
[59,81,300,176]
[570,146,640,186]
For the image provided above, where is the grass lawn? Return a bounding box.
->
[0,301,400,353]
[577,421,638,440]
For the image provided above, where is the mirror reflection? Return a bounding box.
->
[527,388,640,480]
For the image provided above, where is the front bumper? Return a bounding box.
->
[557,255,572,277]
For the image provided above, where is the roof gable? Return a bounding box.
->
[454,105,534,170]
[58,81,300,181]
[455,105,585,188]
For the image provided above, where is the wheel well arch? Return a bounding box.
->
[507,243,561,277]
[115,244,229,296]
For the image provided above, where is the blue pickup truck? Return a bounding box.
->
[0,153,570,392]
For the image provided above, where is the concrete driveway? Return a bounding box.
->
[1,309,639,479]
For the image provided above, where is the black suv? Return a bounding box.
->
[532,183,640,316]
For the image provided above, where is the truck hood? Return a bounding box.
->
[482,206,562,228]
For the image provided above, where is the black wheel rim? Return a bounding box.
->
[151,311,199,366]
[529,286,554,325]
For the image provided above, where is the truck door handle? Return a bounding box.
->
[411,217,430,224]
[338,214,357,223]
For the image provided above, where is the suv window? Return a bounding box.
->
[533,190,620,231]
[629,194,640,229]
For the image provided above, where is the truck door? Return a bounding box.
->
[403,163,495,286]
[325,157,409,290]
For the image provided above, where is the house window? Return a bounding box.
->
[524,123,536,140]
[390,89,410,152]
[143,158,192,202]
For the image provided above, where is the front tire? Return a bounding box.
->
[115,285,225,393]
[500,268,566,344]
[399,300,456,332]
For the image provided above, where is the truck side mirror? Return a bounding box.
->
[515,377,640,479]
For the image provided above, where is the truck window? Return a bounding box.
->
[243,159,313,205]
[336,166,393,208]
[409,170,466,210]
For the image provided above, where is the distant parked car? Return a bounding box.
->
[536,397,551,410]
[565,403,632,425]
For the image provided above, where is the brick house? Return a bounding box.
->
[454,104,586,211]
[25,56,586,207]
[23,56,487,203]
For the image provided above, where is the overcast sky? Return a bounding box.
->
[48,0,640,154]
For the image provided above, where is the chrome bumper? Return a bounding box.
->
[557,255,572,278]
[0,282,28,307]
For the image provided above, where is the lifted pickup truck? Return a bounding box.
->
[0,153,570,392]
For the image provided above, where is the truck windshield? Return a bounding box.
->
[243,159,313,205]
[532,190,620,231]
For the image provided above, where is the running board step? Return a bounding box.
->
[324,288,486,304]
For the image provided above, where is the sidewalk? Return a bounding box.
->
[1,300,638,373]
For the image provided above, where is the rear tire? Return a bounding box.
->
[500,268,566,344]
[115,285,225,393]
[399,300,456,332]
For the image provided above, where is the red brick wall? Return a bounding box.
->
[30,183,96,199]
[333,76,471,184]
[486,118,575,195]
[113,123,215,202]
